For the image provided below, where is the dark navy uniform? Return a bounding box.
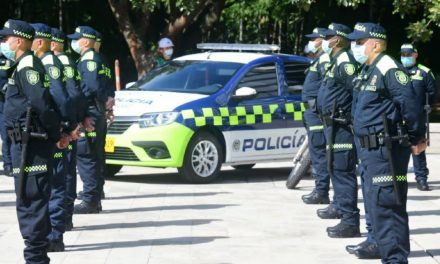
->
[349,24,422,263]
[317,23,360,238]
[0,19,61,264]
[52,27,86,230]
[301,27,332,205]
[0,56,12,176]
[68,26,107,213]
[31,23,75,250]
[400,44,437,189]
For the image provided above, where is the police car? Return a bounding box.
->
[105,43,310,183]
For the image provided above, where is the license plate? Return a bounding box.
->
[105,137,115,153]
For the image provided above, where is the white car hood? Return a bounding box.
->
[114,90,208,117]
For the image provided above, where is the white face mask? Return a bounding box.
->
[71,39,81,54]
[307,41,318,54]
[322,39,333,54]
[164,48,173,58]
[351,44,368,64]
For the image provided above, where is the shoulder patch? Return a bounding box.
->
[417,64,431,74]
[58,55,70,65]
[64,66,74,78]
[336,52,350,65]
[344,64,355,76]
[17,55,34,71]
[80,50,95,62]
[41,55,54,66]
[48,66,60,79]
[395,70,409,85]
[26,70,40,85]
[87,61,97,72]
[319,53,330,63]
[376,55,398,75]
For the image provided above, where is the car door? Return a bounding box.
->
[223,59,291,163]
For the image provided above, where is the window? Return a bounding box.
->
[238,63,279,98]
[284,61,309,93]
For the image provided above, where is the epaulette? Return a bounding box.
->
[319,53,330,64]
[41,54,54,65]
[17,55,34,71]
[417,64,431,74]
[336,52,350,65]
[376,55,398,75]
[80,50,95,62]
[58,54,70,65]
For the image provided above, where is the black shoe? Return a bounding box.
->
[416,179,429,191]
[346,240,369,254]
[301,189,317,200]
[48,240,65,252]
[327,222,360,238]
[302,192,330,204]
[3,166,12,177]
[77,191,84,200]
[101,191,105,199]
[74,201,100,214]
[354,243,381,259]
[317,205,340,219]
[65,221,73,231]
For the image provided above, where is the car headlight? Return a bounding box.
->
[138,112,179,128]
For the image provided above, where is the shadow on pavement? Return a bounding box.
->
[101,203,239,214]
[74,219,221,231]
[106,192,231,200]
[65,236,228,251]
[107,168,292,185]
[408,210,440,216]
[410,227,440,235]
[0,201,15,207]
[0,189,14,194]
[410,249,440,258]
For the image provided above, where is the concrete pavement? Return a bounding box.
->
[0,127,440,263]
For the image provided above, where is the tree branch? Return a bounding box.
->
[166,0,211,37]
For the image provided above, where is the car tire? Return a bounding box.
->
[178,131,223,183]
[104,164,123,178]
[232,164,255,170]
[286,149,311,189]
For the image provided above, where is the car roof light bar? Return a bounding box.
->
[197,43,280,52]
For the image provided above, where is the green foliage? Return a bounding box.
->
[335,0,365,8]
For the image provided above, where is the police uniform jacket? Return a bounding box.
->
[41,51,76,133]
[353,53,422,144]
[407,64,437,106]
[4,51,61,142]
[317,49,358,116]
[302,52,330,102]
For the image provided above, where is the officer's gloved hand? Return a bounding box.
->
[82,117,95,132]
[69,125,81,141]
[56,133,71,149]
[411,138,428,155]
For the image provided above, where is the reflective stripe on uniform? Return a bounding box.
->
[372,175,407,184]
[309,125,324,131]
[80,132,97,137]
[54,152,63,159]
[13,164,48,174]
[326,143,353,150]
[181,103,305,127]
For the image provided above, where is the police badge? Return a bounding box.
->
[395,71,409,85]
[26,70,39,85]
[87,61,97,72]
[64,66,74,78]
[48,66,60,79]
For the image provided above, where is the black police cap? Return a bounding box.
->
[51,28,66,44]
[30,23,52,39]
[0,19,34,40]
[347,22,387,40]
[67,26,97,40]
[305,27,327,39]
[323,23,351,38]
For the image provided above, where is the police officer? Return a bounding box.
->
[153,37,174,68]
[0,53,12,176]
[0,19,64,264]
[400,43,437,191]
[68,26,107,213]
[301,27,333,205]
[51,27,86,230]
[316,23,360,238]
[349,23,426,263]
[30,22,77,252]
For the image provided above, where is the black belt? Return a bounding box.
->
[359,134,383,149]
[7,127,22,143]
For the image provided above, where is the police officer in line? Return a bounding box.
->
[316,23,360,238]
[0,19,65,264]
[153,37,174,68]
[400,43,437,191]
[51,27,87,231]
[0,53,12,176]
[300,27,333,206]
[349,23,426,263]
[30,22,78,252]
[68,26,107,214]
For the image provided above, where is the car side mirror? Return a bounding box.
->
[232,87,257,100]
[288,85,303,94]
[125,82,136,89]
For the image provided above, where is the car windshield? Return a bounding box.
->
[129,60,243,94]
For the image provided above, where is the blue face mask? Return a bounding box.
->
[401,56,415,68]
[322,39,333,54]
[351,44,368,64]
[71,40,81,54]
[307,41,318,54]
[0,41,16,61]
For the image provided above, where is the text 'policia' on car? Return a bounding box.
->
[105,43,310,183]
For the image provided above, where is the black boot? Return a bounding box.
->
[48,240,65,252]
[317,205,340,219]
[65,221,73,231]
[74,201,100,214]
[327,222,360,238]
[354,243,381,259]
[302,192,330,204]
[301,189,317,200]
[346,240,369,254]
[77,191,84,200]
[416,179,429,191]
